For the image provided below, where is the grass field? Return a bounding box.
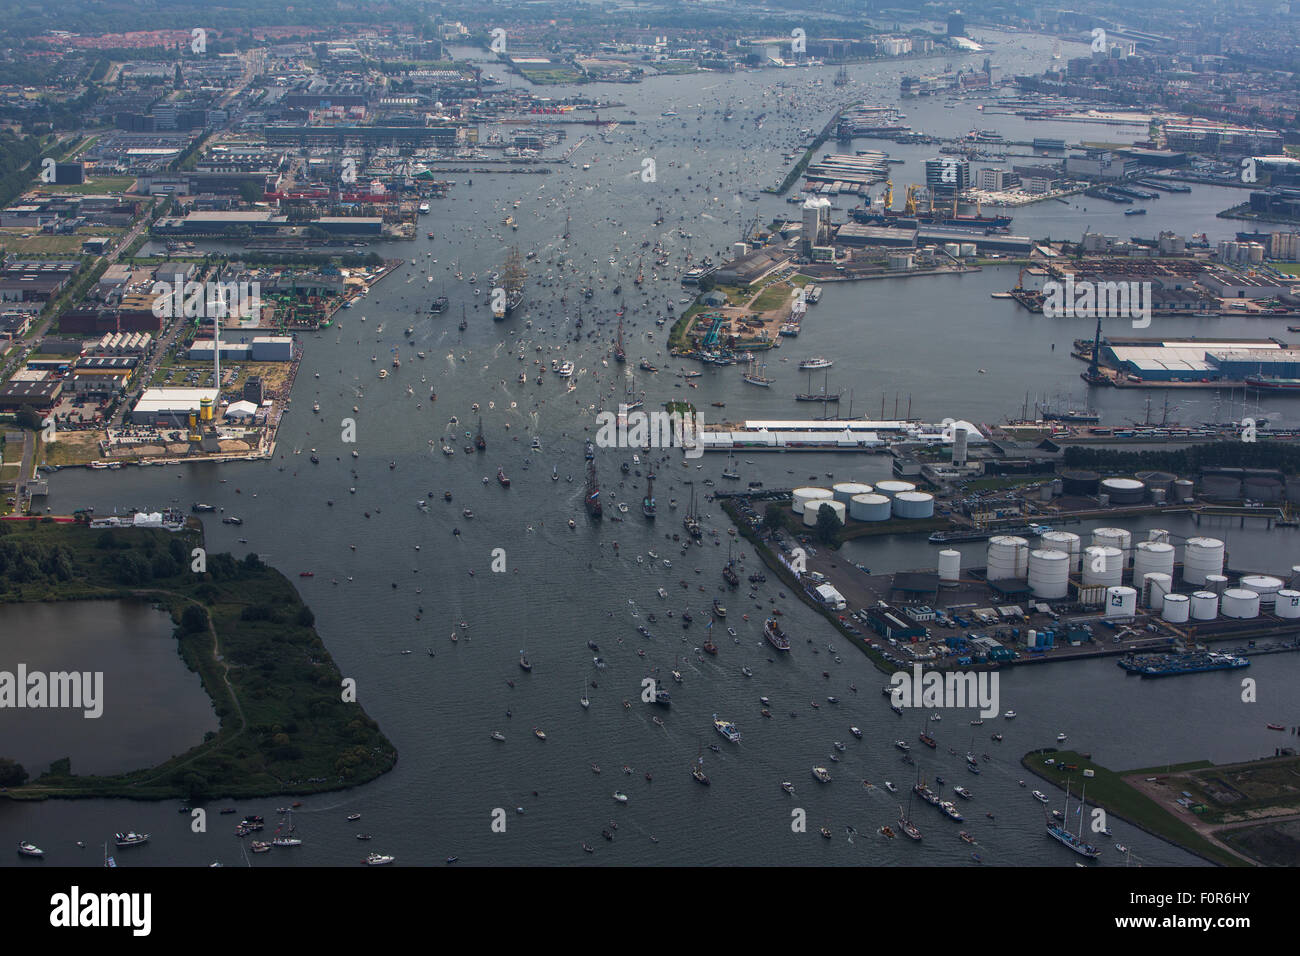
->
[1023,749,1244,866]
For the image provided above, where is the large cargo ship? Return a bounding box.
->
[850,206,1013,230]
[1117,651,1250,678]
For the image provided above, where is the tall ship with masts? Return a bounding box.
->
[585,459,603,519]
[493,246,527,321]
[1045,779,1102,859]
[613,308,626,363]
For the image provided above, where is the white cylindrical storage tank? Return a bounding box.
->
[1205,573,1229,595]
[1142,572,1172,609]
[1082,546,1123,587]
[1240,574,1284,607]
[1190,591,1219,621]
[1161,592,1190,623]
[803,500,846,527]
[1274,589,1300,619]
[986,535,1029,581]
[1040,530,1081,572]
[1100,477,1145,505]
[874,480,915,500]
[1027,548,1070,599]
[1092,527,1132,566]
[848,492,891,522]
[1105,585,1138,618]
[938,549,961,582]
[1147,529,1170,543]
[832,482,872,504]
[1182,537,1225,585]
[1221,588,1260,619]
[792,487,833,515]
[1173,479,1194,502]
[893,491,935,519]
[1133,541,1175,581]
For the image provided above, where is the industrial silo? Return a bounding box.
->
[1190,591,1219,621]
[1100,478,1145,505]
[893,491,935,519]
[1200,473,1241,500]
[792,487,833,515]
[1105,586,1138,619]
[1286,476,1300,503]
[1092,527,1132,565]
[1142,572,1172,609]
[1027,549,1070,599]
[1275,589,1300,619]
[832,482,873,505]
[848,493,891,522]
[1221,588,1261,619]
[1082,546,1123,587]
[1182,537,1225,585]
[987,536,1029,581]
[1205,574,1229,595]
[1061,470,1101,496]
[1243,476,1284,502]
[874,480,916,500]
[1040,530,1081,572]
[1161,593,1191,623]
[1136,471,1176,498]
[1133,541,1176,581]
[938,550,961,582]
[1172,479,1195,503]
[1240,575,1284,607]
[1147,529,1170,543]
[803,500,846,527]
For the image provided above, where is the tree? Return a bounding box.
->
[764,502,785,533]
[814,507,842,546]
[181,603,208,634]
[0,758,28,787]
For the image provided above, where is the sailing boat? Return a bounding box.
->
[721,450,740,481]
[585,459,603,519]
[1046,777,1101,858]
[458,304,468,332]
[898,798,922,841]
[493,247,527,320]
[475,418,486,452]
[741,353,772,387]
[795,368,840,403]
[103,842,116,868]
[683,485,702,539]
[722,540,740,587]
[519,639,532,671]
[692,744,710,785]
[613,309,626,364]
[272,810,303,846]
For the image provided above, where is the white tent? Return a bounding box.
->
[224,400,258,419]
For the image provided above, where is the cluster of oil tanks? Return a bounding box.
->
[791,481,936,526]
[981,526,1300,623]
[1057,469,1300,506]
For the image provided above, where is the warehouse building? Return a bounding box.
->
[131,387,220,425]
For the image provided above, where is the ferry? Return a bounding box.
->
[557,361,574,377]
[811,766,832,783]
[799,357,833,370]
[764,618,791,651]
[364,852,396,865]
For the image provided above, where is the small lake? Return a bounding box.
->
[0,601,218,777]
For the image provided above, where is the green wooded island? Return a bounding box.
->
[0,519,397,801]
